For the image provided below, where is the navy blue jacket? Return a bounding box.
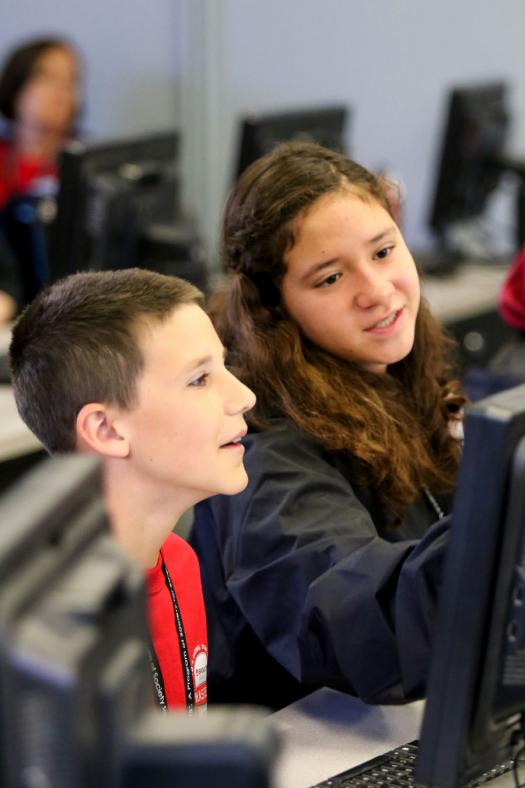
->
[190,421,451,710]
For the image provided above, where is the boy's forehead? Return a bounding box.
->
[134,307,187,352]
[135,305,220,368]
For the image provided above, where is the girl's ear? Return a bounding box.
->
[75,403,130,459]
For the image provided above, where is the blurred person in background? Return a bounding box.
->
[0,36,82,320]
[488,245,525,382]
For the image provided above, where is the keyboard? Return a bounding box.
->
[310,740,516,787]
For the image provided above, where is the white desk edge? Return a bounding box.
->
[270,687,424,788]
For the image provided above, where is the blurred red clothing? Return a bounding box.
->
[500,246,525,332]
[0,138,57,208]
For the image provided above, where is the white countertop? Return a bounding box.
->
[271,688,424,788]
[421,262,508,323]
[0,385,42,462]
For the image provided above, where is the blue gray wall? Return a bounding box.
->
[2,0,525,262]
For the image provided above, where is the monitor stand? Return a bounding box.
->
[413,247,464,277]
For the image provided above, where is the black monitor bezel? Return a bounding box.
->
[50,131,179,282]
[0,455,111,785]
[416,384,525,787]
[235,105,349,180]
[428,81,509,238]
[0,456,278,787]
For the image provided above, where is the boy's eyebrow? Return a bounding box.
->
[181,347,227,373]
[182,355,213,373]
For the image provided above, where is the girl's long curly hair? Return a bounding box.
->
[210,141,465,521]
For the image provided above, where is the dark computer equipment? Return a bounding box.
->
[430,82,511,234]
[235,105,349,179]
[429,82,510,241]
[312,384,525,787]
[49,131,208,291]
[0,453,114,786]
[0,454,278,787]
[415,384,525,786]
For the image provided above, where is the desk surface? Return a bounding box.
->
[0,325,42,462]
[271,688,424,788]
[421,262,508,323]
[0,385,42,462]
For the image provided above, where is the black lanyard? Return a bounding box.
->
[148,559,195,712]
[423,485,445,520]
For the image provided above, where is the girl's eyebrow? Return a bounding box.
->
[300,258,338,283]
[366,226,396,245]
[299,226,397,282]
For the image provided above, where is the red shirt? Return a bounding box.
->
[146,532,208,710]
[500,246,525,332]
[0,139,58,208]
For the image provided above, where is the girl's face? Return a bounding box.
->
[15,46,80,135]
[281,190,420,374]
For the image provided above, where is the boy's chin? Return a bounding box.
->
[219,469,249,496]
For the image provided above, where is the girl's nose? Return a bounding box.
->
[353,266,395,310]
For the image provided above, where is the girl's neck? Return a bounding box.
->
[13,123,67,163]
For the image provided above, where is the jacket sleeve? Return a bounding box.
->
[196,426,449,704]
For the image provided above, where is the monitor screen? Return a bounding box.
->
[0,455,278,788]
[0,453,113,785]
[47,131,208,292]
[49,131,180,279]
[416,383,525,787]
[235,105,349,179]
[428,82,510,245]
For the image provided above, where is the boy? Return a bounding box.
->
[9,268,255,711]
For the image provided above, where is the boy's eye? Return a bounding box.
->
[188,372,209,388]
[315,272,341,288]
[375,245,393,260]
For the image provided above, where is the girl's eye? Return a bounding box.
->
[188,372,209,388]
[375,245,394,260]
[315,272,341,288]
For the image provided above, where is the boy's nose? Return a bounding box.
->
[227,373,256,415]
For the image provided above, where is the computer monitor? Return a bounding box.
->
[0,453,113,785]
[235,105,349,179]
[428,82,510,253]
[416,383,525,787]
[48,131,208,291]
[50,132,175,276]
[0,455,278,787]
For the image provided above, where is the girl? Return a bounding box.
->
[0,36,81,208]
[190,141,464,710]
[0,37,82,318]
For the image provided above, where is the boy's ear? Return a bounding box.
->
[76,403,130,459]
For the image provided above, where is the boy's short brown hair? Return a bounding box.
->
[9,268,203,453]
